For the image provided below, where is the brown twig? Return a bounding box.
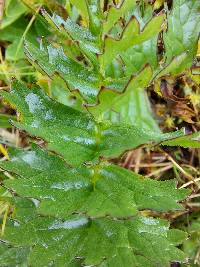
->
[160,150,200,188]
[146,164,173,178]
[134,148,142,173]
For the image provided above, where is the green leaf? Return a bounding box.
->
[0,80,185,165]
[0,18,27,60]
[156,52,188,78]
[163,0,200,73]
[1,205,186,267]
[24,40,101,104]
[182,217,200,266]
[89,66,160,132]
[0,2,195,265]
[0,114,16,128]
[0,243,29,267]
[86,0,103,36]
[49,76,83,109]
[42,10,100,54]
[162,131,200,148]
[120,3,159,76]
[103,0,136,34]
[167,229,188,246]
[0,17,49,61]
[121,37,158,76]
[70,0,89,23]
[41,10,100,67]
[0,145,188,219]
[0,145,188,266]
[100,13,164,71]
[0,0,27,29]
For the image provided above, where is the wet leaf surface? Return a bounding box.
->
[1,1,199,266]
[1,199,186,267]
[0,80,187,165]
[0,145,189,218]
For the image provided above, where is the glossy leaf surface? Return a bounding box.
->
[0,145,188,219]
[163,0,200,72]
[0,1,198,266]
[89,66,160,132]
[1,199,186,267]
[1,80,186,165]
[103,0,136,34]
[100,14,164,71]
[24,40,100,104]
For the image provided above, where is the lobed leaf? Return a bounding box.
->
[103,0,136,34]
[0,2,196,266]
[1,80,186,166]
[86,0,103,36]
[120,3,159,76]
[24,40,101,104]
[121,36,158,76]
[0,142,188,266]
[41,10,101,67]
[99,13,164,71]
[0,199,186,267]
[42,10,100,54]
[89,65,160,132]
[0,145,189,219]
